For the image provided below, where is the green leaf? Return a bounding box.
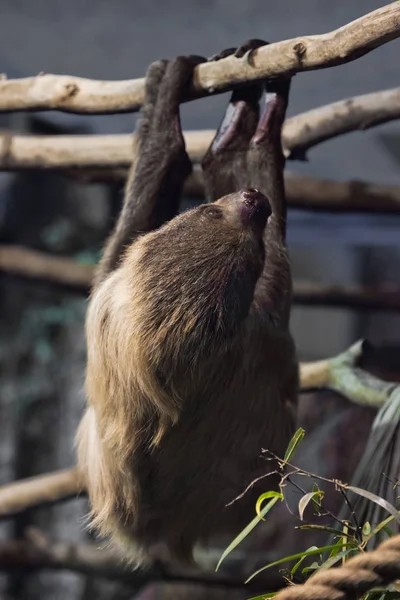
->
[216,496,280,571]
[247,594,277,600]
[283,428,305,463]
[302,562,320,575]
[290,546,319,578]
[311,483,323,515]
[362,522,371,536]
[256,491,284,519]
[346,485,400,524]
[318,547,358,570]
[245,544,352,583]
[365,514,394,543]
[298,490,324,520]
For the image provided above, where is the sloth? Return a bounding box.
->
[77,40,298,566]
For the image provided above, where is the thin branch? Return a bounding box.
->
[68,168,400,215]
[283,174,400,213]
[0,468,83,518]
[1,87,400,171]
[293,281,400,312]
[0,3,399,114]
[0,528,249,589]
[2,245,400,311]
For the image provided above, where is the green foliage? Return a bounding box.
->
[216,492,283,571]
[218,428,400,600]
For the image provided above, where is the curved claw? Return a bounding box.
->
[208,39,269,63]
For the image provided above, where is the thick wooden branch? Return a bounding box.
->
[0,3,399,114]
[2,245,400,311]
[1,87,400,172]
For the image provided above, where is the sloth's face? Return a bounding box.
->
[203,188,271,239]
[125,188,270,358]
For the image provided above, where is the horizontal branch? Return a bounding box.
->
[0,3,399,114]
[0,245,93,290]
[1,87,399,173]
[2,245,400,311]
[186,169,400,214]
[0,528,248,589]
[293,281,400,311]
[66,167,400,215]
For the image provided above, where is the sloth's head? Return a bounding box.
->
[124,188,270,361]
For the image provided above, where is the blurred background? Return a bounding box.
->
[0,1,399,599]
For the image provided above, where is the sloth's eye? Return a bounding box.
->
[202,206,223,220]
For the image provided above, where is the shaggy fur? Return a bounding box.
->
[77,47,298,566]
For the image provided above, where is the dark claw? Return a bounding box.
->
[208,40,269,63]
[234,39,269,59]
[264,77,292,105]
[208,48,238,62]
[185,54,207,67]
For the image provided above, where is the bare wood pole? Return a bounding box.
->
[1,87,400,171]
[0,3,398,115]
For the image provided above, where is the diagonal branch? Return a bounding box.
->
[0,468,83,518]
[0,3,398,114]
[283,87,400,159]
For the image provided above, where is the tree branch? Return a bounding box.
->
[1,87,400,171]
[283,87,400,159]
[2,245,400,311]
[0,245,93,290]
[0,3,399,114]
[0,527,249,589]
[66,167,400,215]
[185,169,400,214]
[0,469,83,518]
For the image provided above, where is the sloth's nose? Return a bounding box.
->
[239,188,271,228]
